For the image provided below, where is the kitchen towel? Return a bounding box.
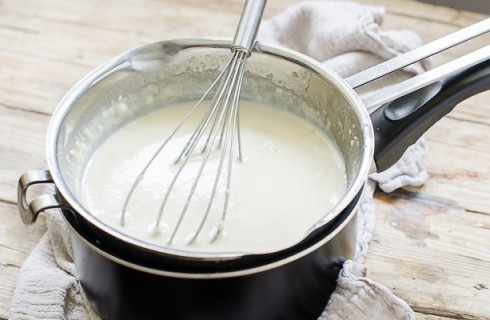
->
[10,1,428,319]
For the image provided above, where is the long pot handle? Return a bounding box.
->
[17,170,66,224]
[346,18,490,90]
[370,57,490,172]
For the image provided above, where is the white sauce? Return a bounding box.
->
[82,101,347,253]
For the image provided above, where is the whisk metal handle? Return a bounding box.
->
[232,0,267,54]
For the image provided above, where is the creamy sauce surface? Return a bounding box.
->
[82,101,347,253]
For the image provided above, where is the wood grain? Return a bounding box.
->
[0,0,489,319]
[365,192,490,319]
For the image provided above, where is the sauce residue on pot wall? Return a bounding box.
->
[81,100,347,253]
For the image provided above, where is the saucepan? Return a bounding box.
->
[17,18,490,320]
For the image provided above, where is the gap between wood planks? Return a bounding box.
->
[382,189,490,216]
[414,306,487,320]
[0,102,52,117]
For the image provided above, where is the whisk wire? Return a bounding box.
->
[161,51,247,245]
[213,51,248,241]
[189,50,248,244]
[120,57,236,227]
[199,54,242,154]
[155,53,239,227]
[173,58,237,163]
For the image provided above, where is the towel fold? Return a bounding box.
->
[10,1,427,319]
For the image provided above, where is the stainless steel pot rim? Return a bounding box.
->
[46,37,375,261]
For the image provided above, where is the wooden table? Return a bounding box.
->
[1,0,489,319]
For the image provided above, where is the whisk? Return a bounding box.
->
[120,0,267,245]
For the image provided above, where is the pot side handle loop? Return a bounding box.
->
[371,58,490,172]
[17,170,66,225]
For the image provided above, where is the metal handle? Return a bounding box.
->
[232,0,267,53]
[17,170,65,224]
[345,18,490,111]
[362,45,490,111]
[348,18,490,172]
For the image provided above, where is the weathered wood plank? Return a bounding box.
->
[415,313,455,320]
[356,0,486,27]
[366,192,490,319]
[0,105,49,202]
[0,50,90,115]
[0,0,242,115]
[413,114,490,215]
[446,93,490,126]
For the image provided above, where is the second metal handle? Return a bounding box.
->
[345,18,490,111]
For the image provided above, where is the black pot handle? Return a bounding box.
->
[370,58,490,172]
